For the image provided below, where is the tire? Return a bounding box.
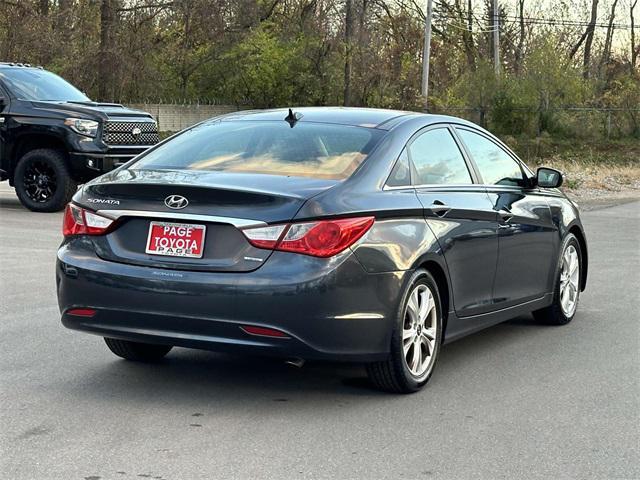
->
[366,269,444,394]
[14,149,77,212]
[533,233,582,325]
[104,338,172,362]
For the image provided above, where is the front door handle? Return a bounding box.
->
[498,208,514,223]
[429,201,451,217]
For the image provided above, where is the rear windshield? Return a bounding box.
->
[130,120,383,180]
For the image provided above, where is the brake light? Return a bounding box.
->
[63,204,114,237]
[242,217,374,258]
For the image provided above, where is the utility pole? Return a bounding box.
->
[421,0,434,110]
[492,0,500,74]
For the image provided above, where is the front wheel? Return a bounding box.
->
[533,233,582,325]
[366,269,443,393]
[14,149,77,212]
[104,338,173,362]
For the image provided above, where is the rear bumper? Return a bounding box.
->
[57,239,407,361]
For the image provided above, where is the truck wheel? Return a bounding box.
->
[14,149,77,212]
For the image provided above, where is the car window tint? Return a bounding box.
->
[386,149,411,187]
[457,129,524,186]
[409,128,472,185]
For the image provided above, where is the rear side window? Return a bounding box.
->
[386,149,411,187]
[408,128,472,185]
[131,120,383,181]
[457,129,524,186]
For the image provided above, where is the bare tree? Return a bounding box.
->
[600,0,619,74]
[38,0,48,16]
[569,0,599,79]
[98,0,118,102]
[344,0,354,106]
[514,0,525,74]
[582,0,599,79]
[632,0,638,72]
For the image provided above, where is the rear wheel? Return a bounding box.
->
[366,269,443,393]
[104,338,172,362]
[14,149,77,212]
[533,233,582,325]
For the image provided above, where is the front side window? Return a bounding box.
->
[408,128,472,185]
[457,129,524,186]
[0,68,89,102]
[131,120,383,181]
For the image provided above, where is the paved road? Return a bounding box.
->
[1,183,638,480]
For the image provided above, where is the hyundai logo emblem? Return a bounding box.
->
[131,127,142,138]
[164,195,189,210]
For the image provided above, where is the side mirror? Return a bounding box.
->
[536,167,563,188]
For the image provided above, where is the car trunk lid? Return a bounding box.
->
[77,169,337,272]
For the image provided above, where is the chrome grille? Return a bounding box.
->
[102,120,159,146]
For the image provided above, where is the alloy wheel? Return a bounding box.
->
[22,160,57,203]
[559,244,580,317]
[402,284,438,378]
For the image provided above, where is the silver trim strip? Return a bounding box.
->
[333,313,385,320]
[96,209,267,229]
[104,145,156,149]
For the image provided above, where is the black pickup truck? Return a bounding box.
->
[0,63,159,211]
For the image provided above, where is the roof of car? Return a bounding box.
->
[218,107,476,130]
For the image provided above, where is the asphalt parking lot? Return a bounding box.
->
[1,183,638,480]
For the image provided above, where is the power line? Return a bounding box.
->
[501,15,634,30]
[432,12,635,31]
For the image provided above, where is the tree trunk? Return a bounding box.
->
[462,0,475,71]
[582,0,599,79]
[98,0,116,102]
[344,0,354,106]
[55,0,72,35]
[600,0,619,75]
[357,0,368,104]
[632,0,638,72]
[514,0,525,74]
[39,0,49,16]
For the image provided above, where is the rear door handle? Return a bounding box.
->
[429,201,451,217]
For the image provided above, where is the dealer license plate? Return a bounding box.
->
[145,221,206,258]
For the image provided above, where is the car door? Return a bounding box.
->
[408,125,499,317]
[455,127,557,309]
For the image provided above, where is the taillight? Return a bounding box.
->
[63,204,114,237]
[242,217,374,258]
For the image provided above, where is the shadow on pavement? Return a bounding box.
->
[55,313,549,407]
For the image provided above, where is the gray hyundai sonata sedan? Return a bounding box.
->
[57,107,588,393]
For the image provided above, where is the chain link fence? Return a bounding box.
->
[429,106,640,140]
